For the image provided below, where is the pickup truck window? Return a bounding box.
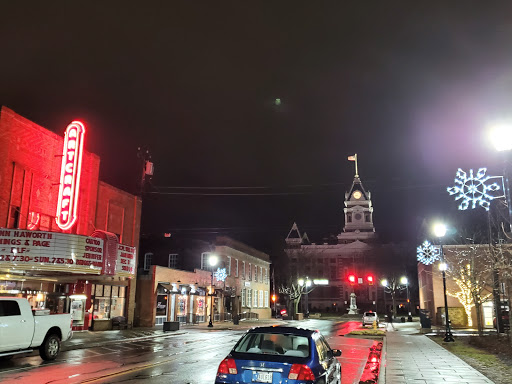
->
[0,301,22,316]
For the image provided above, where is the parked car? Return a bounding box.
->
[0,298,73,361]
[362,311,379,326]
[215,326,341,384]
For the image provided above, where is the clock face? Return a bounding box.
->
[352,190,362,200]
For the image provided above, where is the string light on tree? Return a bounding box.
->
[416,240,441,265]
[447,168,503,211]
[447,264,491,327]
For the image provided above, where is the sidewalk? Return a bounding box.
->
[381,321,494,384]
[63,318,282,351]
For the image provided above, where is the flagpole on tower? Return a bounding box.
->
[348,153,358,177]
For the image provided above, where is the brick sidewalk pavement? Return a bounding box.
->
[381,322,494,384]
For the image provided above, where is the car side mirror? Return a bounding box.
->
[332,349,342,357]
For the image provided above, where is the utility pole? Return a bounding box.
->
[137,146,153,196]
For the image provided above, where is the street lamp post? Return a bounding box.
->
[490,123,512,231]
[401,276,411,321]
[488,123,512,333]
[434,223,455,342]
[208,254,218,328]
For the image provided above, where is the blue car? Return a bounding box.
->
[215,326,342,384]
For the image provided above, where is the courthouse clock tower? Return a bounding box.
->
[339,154,376,241]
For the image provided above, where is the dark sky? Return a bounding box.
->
[2,2,512,252]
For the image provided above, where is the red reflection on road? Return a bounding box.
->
[326,321,378,384]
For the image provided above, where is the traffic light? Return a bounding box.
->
[271,294,276,303]
[348,274,356,285]
[366,275,374,285]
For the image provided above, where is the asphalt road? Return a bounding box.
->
[0,320,375,384]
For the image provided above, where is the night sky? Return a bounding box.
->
[2,2,512,252]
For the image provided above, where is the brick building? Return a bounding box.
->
[0,106,142,330]
[137,235,271,326]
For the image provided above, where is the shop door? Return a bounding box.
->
[0,300,33,351]
[483,302,494,327]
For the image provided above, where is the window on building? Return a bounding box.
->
[241,288,246,307]
[242,261,246,279]
[255,265,258,282]
[253,289,258,307]
[248,263,252,281]
[264,268,268,283]
[144,253,153,271]
[347,213,352,223]
[264,291,269,308]
[247,289,252,308]
[201,252,216,271]
[365,213,371,222]
[168,254,178,269]
[235,259,239,277]
[259,290,263,308]
[227,256,231,276]
[260,266,263,283]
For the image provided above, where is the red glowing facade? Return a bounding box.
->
[56,121,85,230]
[0,107,142,331]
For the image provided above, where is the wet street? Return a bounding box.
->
[0,320,376,384]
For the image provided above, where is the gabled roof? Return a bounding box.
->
[286,222,302,240]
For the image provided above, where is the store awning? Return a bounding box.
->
[157,283,174,294]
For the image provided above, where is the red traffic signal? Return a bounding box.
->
[366,275,374,285]
[348,274,356,285]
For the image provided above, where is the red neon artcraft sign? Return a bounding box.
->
[56,121,86,230]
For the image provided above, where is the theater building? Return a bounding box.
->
[0,106,141,330]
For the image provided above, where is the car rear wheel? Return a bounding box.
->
[39,334,61,361]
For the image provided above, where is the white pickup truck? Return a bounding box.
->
[0,297,73,361]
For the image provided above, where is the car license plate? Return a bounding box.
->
[253,371,273,383]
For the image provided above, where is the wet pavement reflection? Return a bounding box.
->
[0,320,376,384]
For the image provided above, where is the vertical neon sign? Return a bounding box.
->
[56,121,85,230]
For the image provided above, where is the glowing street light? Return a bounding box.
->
[298,277,312,318]
[489,122,512,152]
[434,223,454,342]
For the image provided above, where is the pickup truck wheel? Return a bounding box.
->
[39,334,61,361]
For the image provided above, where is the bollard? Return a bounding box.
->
[373,319,377,330]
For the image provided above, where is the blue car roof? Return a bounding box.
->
[246,326,316,337]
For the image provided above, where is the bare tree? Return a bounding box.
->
[381,276,406,319]
[279,248,320,316]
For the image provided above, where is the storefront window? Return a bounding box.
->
[156,294,168,317]
[111,286,126,319]
[93,284,126,320]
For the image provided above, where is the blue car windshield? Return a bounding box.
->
[234,332,310,357]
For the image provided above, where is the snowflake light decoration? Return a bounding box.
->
[447,168,504,211]
[417,240,441,265]
[214,268,227,282]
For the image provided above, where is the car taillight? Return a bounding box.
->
[217,358,238,375]
[288,364,315,380]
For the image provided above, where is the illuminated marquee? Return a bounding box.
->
[56,121,86,230]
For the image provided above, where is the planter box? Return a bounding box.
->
[294,313,304,321]
[163,321,179,331]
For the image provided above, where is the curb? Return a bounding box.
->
[377,335,386,383]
